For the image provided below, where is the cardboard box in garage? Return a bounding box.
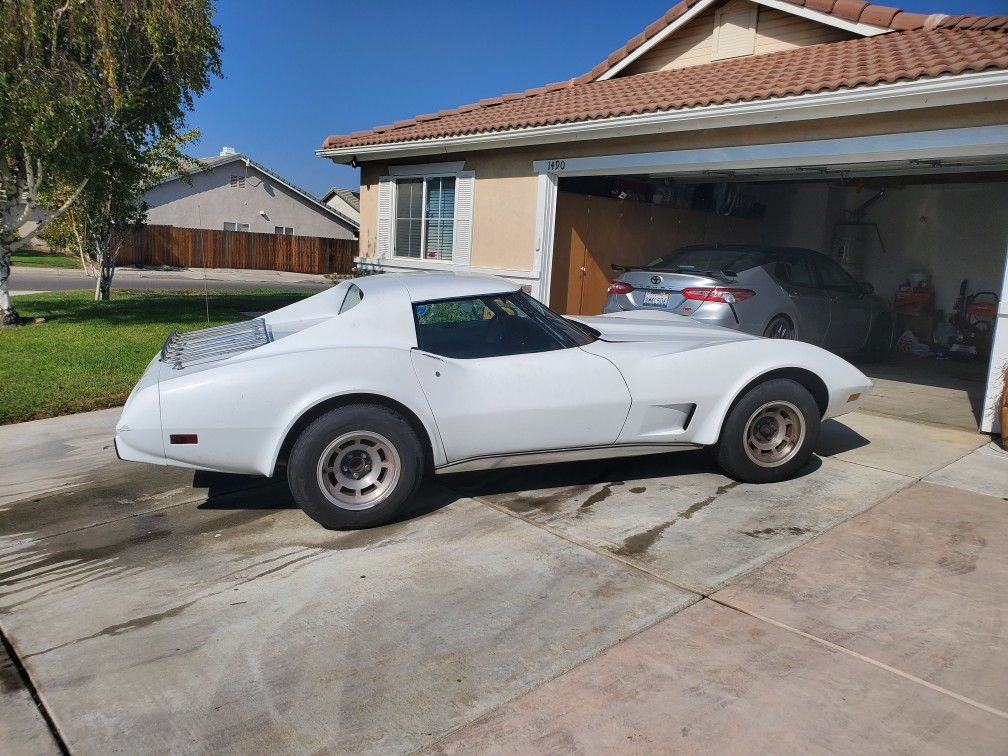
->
[897,312,943,346]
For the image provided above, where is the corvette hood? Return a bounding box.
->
[569,310,757,347]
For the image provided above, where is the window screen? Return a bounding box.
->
[394,176,456,261]
[394,178,424,259]
[424,177,455,261]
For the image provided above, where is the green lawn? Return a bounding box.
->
[0,289,313,425]
[10,249,82,269]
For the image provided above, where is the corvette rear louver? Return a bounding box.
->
[160,318,272,370]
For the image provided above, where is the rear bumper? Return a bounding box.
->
[115,355,166,465]
[603,295,740,329]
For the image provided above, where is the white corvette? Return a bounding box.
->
[116,273,872,529]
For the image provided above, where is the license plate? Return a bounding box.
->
[642,290,671,307]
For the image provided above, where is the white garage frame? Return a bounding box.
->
[531,124,1008,433]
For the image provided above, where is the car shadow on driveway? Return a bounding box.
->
[186,426,863,530]
[816,419,871,457]
[191,470,461,527]
[439,449,825,502]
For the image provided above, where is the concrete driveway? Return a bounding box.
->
[1,407,1005,753]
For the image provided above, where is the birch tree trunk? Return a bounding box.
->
[93,226,119,302]
[0,245,19,326]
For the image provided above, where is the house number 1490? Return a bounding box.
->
[546,159,566,171]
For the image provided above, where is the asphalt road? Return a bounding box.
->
[9,266,331,294]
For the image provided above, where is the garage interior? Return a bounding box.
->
[549,169,1008,432]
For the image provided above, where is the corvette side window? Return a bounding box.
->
[339,284,363,314]
[414,292,582,359]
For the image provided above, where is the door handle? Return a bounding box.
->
[579,266,587,274]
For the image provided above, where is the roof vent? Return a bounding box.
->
[220,146,237,156]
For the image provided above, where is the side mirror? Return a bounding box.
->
[859,281,875,296]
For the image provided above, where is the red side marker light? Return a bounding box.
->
[170,434,199,445]
[847,393,861,403]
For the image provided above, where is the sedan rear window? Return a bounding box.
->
[647,248,765,274]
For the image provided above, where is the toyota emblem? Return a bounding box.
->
[650,275,663,285]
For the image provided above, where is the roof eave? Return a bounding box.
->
[316,70,1008,164]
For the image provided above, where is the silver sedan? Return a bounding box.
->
[604,245,892,360]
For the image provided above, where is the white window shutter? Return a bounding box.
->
[453,171,475,267]
[376,176,393,258]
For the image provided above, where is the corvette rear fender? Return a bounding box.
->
[156,347,445,476]
[268,390,442,477]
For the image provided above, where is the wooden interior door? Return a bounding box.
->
[550,193,591,315]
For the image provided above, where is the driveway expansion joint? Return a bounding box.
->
[707,595,1008,722]
[0,623,69,754]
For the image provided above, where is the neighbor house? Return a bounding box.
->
[321,187,361,228]
[318,1,1008,434]
[146,147,358,239]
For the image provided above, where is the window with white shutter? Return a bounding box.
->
[376,166,472,265]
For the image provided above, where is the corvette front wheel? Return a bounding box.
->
[287,404,425,529]
[715,378,820,483]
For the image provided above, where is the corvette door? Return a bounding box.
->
[409,293,630,462]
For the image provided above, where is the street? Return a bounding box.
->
[8,265,332,295]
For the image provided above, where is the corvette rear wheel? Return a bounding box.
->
[287,404,425,529]
[715,378,820,483]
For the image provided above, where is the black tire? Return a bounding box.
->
[715,378,820,484]
[861,315,892,363]
[763,315,795,340]
[287,404,425,529]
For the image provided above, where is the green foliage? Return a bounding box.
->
[10,249,80,269]
[0,289,312,424]
[0,0,222,243]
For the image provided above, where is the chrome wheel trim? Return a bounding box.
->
[766,317,794,339]
[316,431,401,510]
[742,400,806,468]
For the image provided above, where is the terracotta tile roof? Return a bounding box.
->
[321,27,1008,152]
[578,0,1008,83]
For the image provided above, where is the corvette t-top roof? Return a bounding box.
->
[355,271,520,303]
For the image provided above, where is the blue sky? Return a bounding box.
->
[187,0,1008,197]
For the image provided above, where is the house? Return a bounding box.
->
[145,147,358,239]
[321,187,361,228]
[318,1,1008,435]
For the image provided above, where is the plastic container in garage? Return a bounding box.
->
[894,286,934,316]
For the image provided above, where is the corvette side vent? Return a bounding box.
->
[160,318,272,370]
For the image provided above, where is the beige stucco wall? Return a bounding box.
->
[352,102,1007,276]
[359,155,538,272]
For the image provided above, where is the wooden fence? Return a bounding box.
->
[118,225,357,275]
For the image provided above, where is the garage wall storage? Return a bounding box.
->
[550,190,764,315]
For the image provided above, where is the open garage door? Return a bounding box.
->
[545,167,1008,435]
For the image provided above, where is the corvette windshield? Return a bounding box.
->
[414,291,595,359]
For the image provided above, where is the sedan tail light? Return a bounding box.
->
[681,287,756,304]
[607,281,635,295]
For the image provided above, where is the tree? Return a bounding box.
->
[44,131,196,300]
[0,0,221,323]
